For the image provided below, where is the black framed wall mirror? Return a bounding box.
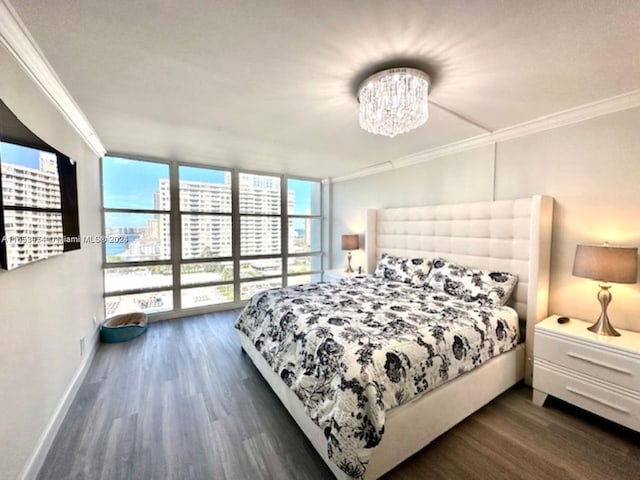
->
[0,99,80,270]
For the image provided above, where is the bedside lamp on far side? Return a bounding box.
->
[572,244,638,336]
[341,234,359,273]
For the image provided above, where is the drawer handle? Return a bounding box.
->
[565,387,630,414]
[567,352,632,375]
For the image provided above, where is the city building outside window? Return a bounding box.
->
[178,166,234,309]
[286,178,322,286]
[102,156,323,318]
[239,173,284,300]
[102,157,173,317]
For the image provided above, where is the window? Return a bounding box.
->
[286,178,322,283]
[101,158,323,319]
[179,166,234,308]
[102,157,172,316]
[239,173,284,297]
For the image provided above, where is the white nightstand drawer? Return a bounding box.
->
[536,331,640,391]
[534,361,640,431]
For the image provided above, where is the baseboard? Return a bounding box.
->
[19,330,100,480]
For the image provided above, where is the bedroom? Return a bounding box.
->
[1,1,639,479]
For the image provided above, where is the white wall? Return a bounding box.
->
[331,107,640,332]
[0,46,104,479]
[331,144,495,271]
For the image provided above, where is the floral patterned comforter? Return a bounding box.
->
[235,276,519,479]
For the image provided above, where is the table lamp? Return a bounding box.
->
[341,234,359,273]
[572,244,638,336]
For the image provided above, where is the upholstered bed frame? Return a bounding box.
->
[238,195,554,479]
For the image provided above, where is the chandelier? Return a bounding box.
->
[357,67,430,138]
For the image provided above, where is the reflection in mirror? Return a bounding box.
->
[0,99,80,270]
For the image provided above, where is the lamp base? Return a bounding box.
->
[587,316,621,336]
[345,251,354,273]
[587,284,621,337]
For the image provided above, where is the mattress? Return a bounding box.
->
[235,277,519,479]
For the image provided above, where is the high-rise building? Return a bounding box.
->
[150,173,295,260]
[239,173,295,257]
[1,152,62,269]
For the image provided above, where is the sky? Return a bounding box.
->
[0,141,44,169]
[103,156,318,228]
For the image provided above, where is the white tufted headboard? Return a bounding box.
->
[365,195,553,384]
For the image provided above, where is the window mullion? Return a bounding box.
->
[100,156,107,266]
[320,179,326,275]
[4,205,62,214]
[104,207,168,215]
[281,174,288,286]
[170,161,181,311]
[231,170,241,303]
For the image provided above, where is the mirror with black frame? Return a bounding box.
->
[0,99,80,270]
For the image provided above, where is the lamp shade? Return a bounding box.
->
[341,234,359,251]
[572,244,638,284]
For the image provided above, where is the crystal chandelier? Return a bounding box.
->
[357,68,430,137]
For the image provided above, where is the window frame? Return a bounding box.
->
[101,156,173,316]
[285,176,323,281]
[177,164,235,307]
[237,170,284,301]
[101,156,324,320]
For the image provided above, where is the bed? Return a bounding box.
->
[236,195,553,479]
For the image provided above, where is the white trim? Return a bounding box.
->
[331,89,640,183]
[391,133,493,171]
[0,0,106,158]
[490,89,640,143]
[331,162,393,183]
[19,332,99,480]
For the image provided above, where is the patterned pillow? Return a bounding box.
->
[374,254,432,287]
[407,257,432,287]
[425,257,518,306]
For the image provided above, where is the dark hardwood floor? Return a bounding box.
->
[38,310,640,480]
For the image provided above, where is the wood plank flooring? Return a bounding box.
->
[38,310,640,480]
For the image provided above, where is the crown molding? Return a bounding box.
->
[332,89,640,183]
[490,89,640,144]
[0,0,106,157]
[391,132,493,171]
[331,161,394,183]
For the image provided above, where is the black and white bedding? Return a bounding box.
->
[235,275,520,478]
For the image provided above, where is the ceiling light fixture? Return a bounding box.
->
[357,67,430,138]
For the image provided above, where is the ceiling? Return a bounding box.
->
[10,0,640,179]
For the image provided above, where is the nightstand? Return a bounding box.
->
[323,269,364,282]
[532,315,640,432]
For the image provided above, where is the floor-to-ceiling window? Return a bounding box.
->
[102,157,174,317]
[238,172,283,300]
[286,178,322,285]
[101,156,323,318]
[178,165,234,309]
